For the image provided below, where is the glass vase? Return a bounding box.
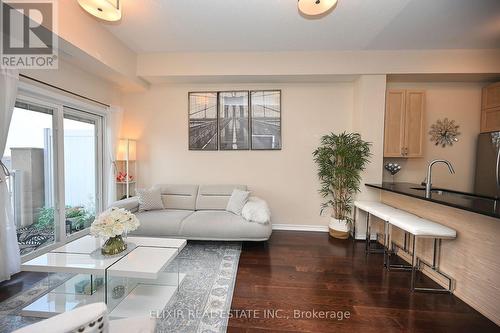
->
[101,235,127,255]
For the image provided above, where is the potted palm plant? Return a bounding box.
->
[313,132,371,239]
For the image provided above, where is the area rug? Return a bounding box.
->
[0,272,73,331]
[17,225,55,255]
[0,241,241,333]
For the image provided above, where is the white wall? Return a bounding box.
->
[36,0,142,90]
[138,49,500,80]
[383,82,483,192]
[21,59,121,106]
[122,82,359,227]
[352,75,387,238]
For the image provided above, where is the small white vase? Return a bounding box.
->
[329,218,350,239]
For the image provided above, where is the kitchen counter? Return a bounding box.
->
[366,182,500,219]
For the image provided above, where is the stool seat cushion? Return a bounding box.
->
[354,200,457,239]
[389,211,456,239]
[354,201,400,221]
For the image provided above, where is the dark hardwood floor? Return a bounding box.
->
[0,272,45,304]
[228,231,499,333]
[0,231,498,332]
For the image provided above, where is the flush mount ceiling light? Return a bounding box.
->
[77,0,122,22]
[298,0,338,17]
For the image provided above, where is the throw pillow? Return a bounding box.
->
[137,187,164,212]
[242,197,271,224]
[226,189,250,215]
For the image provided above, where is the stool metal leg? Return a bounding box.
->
[365,212,370,254]
[364,212,385,255]
[410,234,417,291]
[352,206,357,241]
[387,228,413,271]
[413,238,454,293]
[385,221,391,267]
[387,233,453,293]
[432,239,439,269]
[383,221,389,267]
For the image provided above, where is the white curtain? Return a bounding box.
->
[105,106,123,208]
[0,69,21,282]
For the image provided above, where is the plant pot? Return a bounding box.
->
[101,235,127,255]
[329,218,350,239]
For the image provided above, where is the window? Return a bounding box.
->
[1,86,105,257]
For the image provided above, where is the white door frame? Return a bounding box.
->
[16,82,108,262]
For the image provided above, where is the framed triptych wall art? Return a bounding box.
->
[188,90,281,151]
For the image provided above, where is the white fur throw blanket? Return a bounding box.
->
[242,197,271,224]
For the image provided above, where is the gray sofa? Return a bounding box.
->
[110,184,272,241]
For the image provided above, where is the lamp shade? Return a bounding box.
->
[298,0,338,17]
[117,139,136,161]
[77,0,122,22]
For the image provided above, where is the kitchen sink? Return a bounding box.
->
[410,187,495,201]
[410,187,445,195]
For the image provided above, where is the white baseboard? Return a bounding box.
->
[272,224,328,232]
[354,234,378,240]
[271,224,378,241]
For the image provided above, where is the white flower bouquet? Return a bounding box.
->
[90,207,140,255]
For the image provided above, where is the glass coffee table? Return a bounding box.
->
[20,235,186,318]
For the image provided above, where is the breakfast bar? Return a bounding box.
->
[366,182,500,219]
[366,182,500,325]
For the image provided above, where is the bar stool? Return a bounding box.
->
[387,211,457,292]
[353,201,400,266]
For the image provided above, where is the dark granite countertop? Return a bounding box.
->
[366,182,500,219]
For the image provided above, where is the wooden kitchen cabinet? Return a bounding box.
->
[384,90,406,157]
[482,82,500,110]
[384,89,425,158]
[481,106,500,133]
[481,82,500,133]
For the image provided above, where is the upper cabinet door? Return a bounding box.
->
[384,90,406,157]
[482,82,500,110]
[404,90,425,157]
[481,106,500,133]
[481,82,500,133]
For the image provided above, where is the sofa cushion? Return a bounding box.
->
[130,209,194,237]
[153,184,199,210]
[180,210,272,241]
[196,185,247,210]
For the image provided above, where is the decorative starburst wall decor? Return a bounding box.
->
[429,118,461,147]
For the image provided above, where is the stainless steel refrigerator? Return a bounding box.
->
[474,132,500,198]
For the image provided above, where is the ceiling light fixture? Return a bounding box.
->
[77,0,122,22]
[298,0,338,17]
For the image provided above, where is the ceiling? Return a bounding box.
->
[102,0,500,53]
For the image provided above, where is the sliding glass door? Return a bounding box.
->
[1,91,105,257]
[63,108,102,236]
[2,101,58,255]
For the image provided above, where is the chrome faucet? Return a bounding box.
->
[425,159,455,198]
